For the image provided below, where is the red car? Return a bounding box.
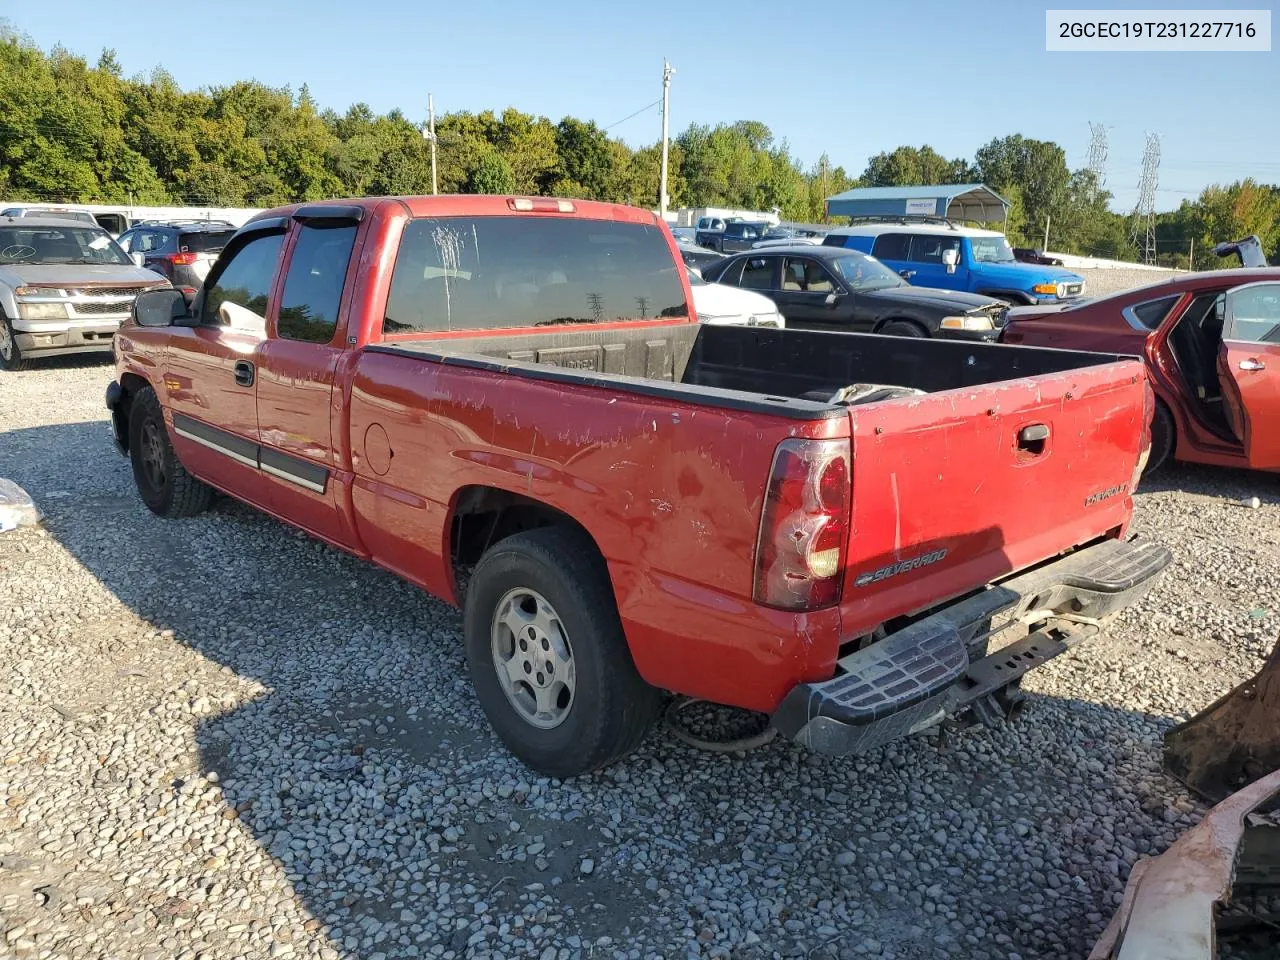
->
[1002,268,1280,475]
[104,195,1167,777]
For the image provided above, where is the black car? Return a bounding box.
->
[700,245,1007,340]
[1012,247,1065,267]
[695,220,771,253]
[116,220,238,294]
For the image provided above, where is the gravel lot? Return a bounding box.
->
[1072,266,1183,299]
[2,354,1278,960]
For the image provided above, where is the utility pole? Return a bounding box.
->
[820,156,829,224]
[1043,215,1050,251]
[425,94,439,195]
[659,59,674,220]
[1189,236,1194,270]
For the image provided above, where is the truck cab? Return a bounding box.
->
[823,221,1086,306]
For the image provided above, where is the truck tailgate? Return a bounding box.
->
[839,359,1147,635]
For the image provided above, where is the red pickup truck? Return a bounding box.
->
[106,195,1170,777]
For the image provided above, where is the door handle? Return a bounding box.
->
[1017,423,1050,456]
[899,270,916,280]
[234,360,255,387]
[1239,358,1266,371]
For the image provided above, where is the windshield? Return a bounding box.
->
[0,225,131,265]
[829,252,904,291]
[970,235,1017,263]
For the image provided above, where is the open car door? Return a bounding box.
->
[1217,280,1280,470]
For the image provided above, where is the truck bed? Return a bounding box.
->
[369,322,1131,412]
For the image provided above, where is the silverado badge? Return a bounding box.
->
[855,549,948,587]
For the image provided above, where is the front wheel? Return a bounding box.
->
[880,320,927,338]
[464,527,662,778]
[0,313,31,371]
[128,385,214,518]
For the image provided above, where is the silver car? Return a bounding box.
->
[0,216,168,370]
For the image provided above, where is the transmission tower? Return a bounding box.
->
[1086,122,1108,194]
[587,293,605,323]
[1130,133,1160,264]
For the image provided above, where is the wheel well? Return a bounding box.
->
[874,316,927,335]
[112,373,151,451]
[449,486,602,599]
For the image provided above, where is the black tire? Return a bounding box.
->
[1143,400,1175,478]
[880,320,927,338]
[464,526,662,778]
[0,313,31,371]
[128,385,214,518]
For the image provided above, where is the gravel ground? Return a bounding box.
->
[1073,267,1182,298]
[2,354,1279,960]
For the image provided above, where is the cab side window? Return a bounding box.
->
[782,258,836,293]
[871,234,911,260]
[277,224,358,344]
[740,257,774,290]
[908,235,961,264]
[200,232,285,328]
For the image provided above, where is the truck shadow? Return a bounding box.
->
[0,419,1235,960]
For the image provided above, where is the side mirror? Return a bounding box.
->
[942,248,959,273]
[824,292,840,306]
[133,288,189,327]
[130,252,146,267]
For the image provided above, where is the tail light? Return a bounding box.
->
[1132,376,1155,490]
[753,438,851,611]
[166,252,198,266]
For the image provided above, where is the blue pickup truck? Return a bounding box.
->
[822,221,1086,305]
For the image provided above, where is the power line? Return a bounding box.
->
[603,98,661,132]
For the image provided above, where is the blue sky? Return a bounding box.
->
[7,0,1277,211]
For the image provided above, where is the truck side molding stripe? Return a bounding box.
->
[171,412,329,495]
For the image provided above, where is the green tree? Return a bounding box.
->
[552,117,614,199]
[974,135,1071,244]
[861,145,974,187]
[469,150,516,194]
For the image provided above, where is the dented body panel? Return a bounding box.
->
[111,195,1162,720]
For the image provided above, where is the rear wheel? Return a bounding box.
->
[128,386,214,518]
[880,320,927,338]
[0,313,31,371]
[464,527,662,778]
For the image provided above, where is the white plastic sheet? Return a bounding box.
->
[0,478,40,532]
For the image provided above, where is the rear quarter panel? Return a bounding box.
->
[345,350,848,711]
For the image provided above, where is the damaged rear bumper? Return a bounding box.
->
[771,537,1171,756]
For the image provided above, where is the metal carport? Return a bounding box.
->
[825,184,1010,228]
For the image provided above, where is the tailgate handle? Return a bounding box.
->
[1018,424,1050,455]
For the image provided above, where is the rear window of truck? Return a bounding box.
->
[383,216,688,335]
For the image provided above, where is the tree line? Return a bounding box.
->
[2,26,1275,268]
